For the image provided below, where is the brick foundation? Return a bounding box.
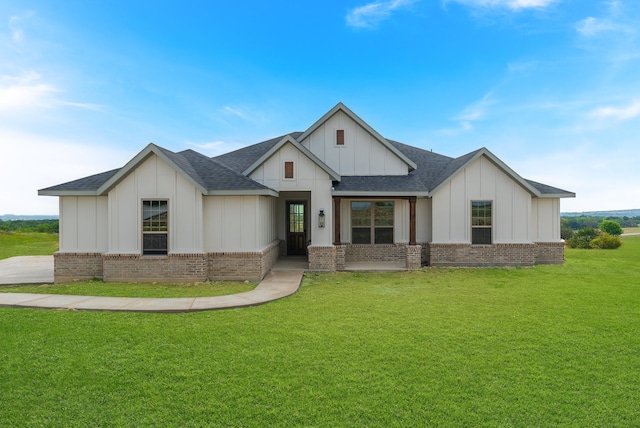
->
[103,253,208,283]
[420,242,430,266]
[207,241,279,282]
[345,244,406,263]
[54,252,103,283]
[429,243,537,267]
[534,242,565,264]
[308,246,337,271]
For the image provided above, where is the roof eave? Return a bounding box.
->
[332,190,430,197]
[205,189,279,197]
[38,190,100,196]
[537,192,576,199]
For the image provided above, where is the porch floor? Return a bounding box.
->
[273,256,309,271]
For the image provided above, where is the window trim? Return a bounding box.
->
[471,200,492,245]
[142,199,169,256]
[350,200,394,245]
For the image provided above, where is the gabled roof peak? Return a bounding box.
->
[296,102,418,170]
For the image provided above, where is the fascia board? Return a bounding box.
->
[428,149,542,198]
[38,190,99,196]
[205,189,279,197]
[536,192,576,198]
[97,143,207,195]
[242,135,341,181]
[297,102,418,170]
[332,191,430,197]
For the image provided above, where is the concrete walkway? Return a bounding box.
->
[0,256,303,313]
[0,256,54,285]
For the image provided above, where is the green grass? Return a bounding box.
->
[0,231,58,260]
[623,226,640,234]
[1,237,639,426]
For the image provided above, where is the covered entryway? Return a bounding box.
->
[286,201,307,255]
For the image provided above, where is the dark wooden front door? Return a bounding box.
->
[287,201,307,255]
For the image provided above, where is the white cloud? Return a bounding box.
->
[590,99,640,121]
[455,92,496,121]
[575,16,632,37]
[346,0,418,29]
[444,0,557,11]
[221,106,249,120]
[0,71,102,112]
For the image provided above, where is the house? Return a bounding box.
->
[39,103,575,283]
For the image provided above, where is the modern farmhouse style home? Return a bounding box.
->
[40,103,575,283]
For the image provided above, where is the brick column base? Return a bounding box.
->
[406,245,422,270]
[308,246,337,272]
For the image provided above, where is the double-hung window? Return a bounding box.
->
[351,201,394,244]
[142,200,168,255]
[471,201,492,245]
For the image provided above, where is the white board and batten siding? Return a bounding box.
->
[431,156,532,244]
[531,198,562,242]
[59,196,108,253]
[250,142,334,246]
[203,195,277,252]
[107,154,203,254]
[299,110,408,176]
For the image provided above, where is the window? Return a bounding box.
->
[351,201,394,244]
[471,201,492,245]
[142,200,168,255]
[336,129,345,146]
[284,161,294,179]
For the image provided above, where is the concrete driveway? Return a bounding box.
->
[0,256,54,285]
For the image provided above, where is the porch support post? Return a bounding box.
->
[409,197,417,245]
[333,197,341,245]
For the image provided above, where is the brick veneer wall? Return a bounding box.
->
[308,245,337,271]
[103,253,208,283]
[406,245,422,270]
[208,241,279,282]
[344,244,406,263]
[54,252,103,283]
[534,242,565,264]
[429,243,537,267]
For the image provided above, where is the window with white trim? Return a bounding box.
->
[471,201,492,245]
[142,200,168,255]
[351,201,394,244]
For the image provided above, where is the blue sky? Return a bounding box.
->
[1,0,639,215]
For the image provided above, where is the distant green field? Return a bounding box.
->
[0,232,58,260]
[0,236,638,426]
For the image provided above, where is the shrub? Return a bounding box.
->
[591,232,622,249]
[599,220,623,236]
[567,227,599,249]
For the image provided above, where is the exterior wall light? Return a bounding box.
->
[318,209,325,228]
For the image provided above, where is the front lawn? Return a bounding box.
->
[0,236,638,426]
[0,232,58,260]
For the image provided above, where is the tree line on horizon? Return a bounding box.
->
[0,219,59,234]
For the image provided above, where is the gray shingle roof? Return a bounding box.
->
[39,133,572,198]
[213,132,304,174]
[39,169,119,193]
